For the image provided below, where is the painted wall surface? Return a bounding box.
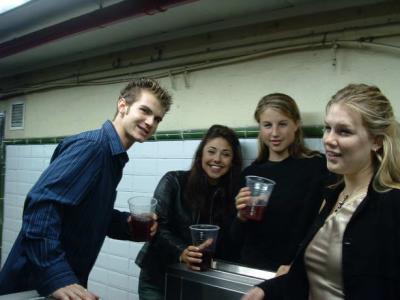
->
[1,138,323,299]
[3,38,400,139]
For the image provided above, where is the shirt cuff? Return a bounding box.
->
[37,259,79,296]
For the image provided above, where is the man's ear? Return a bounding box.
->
[117,98,128,115]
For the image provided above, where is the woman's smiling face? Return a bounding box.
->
[201,137,233,184]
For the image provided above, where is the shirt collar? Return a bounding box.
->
[102,120,128,158]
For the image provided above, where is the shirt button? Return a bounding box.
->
[343,239,352,246]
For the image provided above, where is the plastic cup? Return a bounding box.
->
[128,196,157,241]
[243,175,276,221]
[189,224,220,271]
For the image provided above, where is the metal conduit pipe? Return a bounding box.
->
[2,38,400,99]
[3,19,400,95]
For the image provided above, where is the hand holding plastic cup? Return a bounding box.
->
[128,196,157,241]
[189,224,220,271]
[242,175,275,221]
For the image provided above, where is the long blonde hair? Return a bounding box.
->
[254,93,320,163]
[327,84,400,191]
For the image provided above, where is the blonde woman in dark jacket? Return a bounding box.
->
[243,83,400,300]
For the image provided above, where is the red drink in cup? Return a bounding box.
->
[130,213,155,241]
[128,196,157,242]
[243,176,275,221]
[243,204,266,221]
[189,224,220,271]
[198,249,213,271]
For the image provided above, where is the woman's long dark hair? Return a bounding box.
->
[185,124,243,223]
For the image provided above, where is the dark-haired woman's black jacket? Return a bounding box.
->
[135,171,239,287]
[258,183,400,300]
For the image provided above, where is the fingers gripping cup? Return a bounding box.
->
[243,175,276,221]
[189,224,220,271]
[128,196,157,242]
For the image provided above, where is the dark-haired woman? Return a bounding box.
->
[135,124,243,300]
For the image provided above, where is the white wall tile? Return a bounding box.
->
[108,270,129,290]
[95,253,108,269]
[131,175,159,193]
[128,275,139,293]
[31,145,47,157]
[4,204,22,220]
[240,139,258,161]
[3,217,22,231]
[43,145,57,157]
[116,174,135,192]
[89,266,108,284]
[17,182,34,196]
[4,194,25,208]
[108,239,130,257]
[305,138,325,153]
[5,157,18,170]
[157,158,186,175]
[128,292,140,300]
[6,145,18,157]
[87,280,107,299]
[19,170,42,184]
[17,145,32,157]
[127,159,158,176]
[106,254,130,274]
[107,286,129,300]
[128,142,159,159]
[114,191,133,210]
[156,141,184,158]
[128,258,140,277]
[5,169,18,182]
[4,181,17,195]
[182,140,200,158]
[1,241,13,267]
[181,158,193,170]
[2,228,19,244]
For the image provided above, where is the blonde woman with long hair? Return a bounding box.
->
[233,93,329,272]
[243,84,400,300]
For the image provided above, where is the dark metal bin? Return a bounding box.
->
[165,260,275,300]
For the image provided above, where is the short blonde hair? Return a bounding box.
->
[113,78,172,119]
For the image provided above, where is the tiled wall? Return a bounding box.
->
[1,138,323,299]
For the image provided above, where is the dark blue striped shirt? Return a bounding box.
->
[0,121,131,296]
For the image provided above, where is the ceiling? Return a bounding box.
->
[0,0,395,78]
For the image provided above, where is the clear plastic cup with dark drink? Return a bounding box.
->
[243,176,275,221]
[128,196,157,242]
[189,224,220,271]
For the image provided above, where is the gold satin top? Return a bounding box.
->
[304,193,366,300]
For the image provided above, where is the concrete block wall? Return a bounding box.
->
[1,138,323,299]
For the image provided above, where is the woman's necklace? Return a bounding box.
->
[333,193,350,213]
[333,187,368,214]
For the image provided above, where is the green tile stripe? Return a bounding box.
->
[0,125,323,260]
[1,125,323,144]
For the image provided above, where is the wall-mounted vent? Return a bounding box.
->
[10,102,24,130]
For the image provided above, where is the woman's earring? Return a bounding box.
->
[372,147,382,162]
